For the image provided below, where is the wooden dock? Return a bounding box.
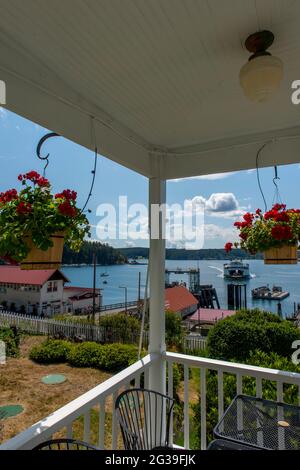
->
[252,285,289,301]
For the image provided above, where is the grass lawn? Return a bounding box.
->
[0,335,116,447]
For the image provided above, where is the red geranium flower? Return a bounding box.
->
[16,201,32,215]
[55,189,77,201]
[274,212,289,223]
[0,189,18,204]
[19,171,50,187]
[271,224,293,241]
[272,203,286,211]
[239,232,248,240]
[224,242,233,253]
[58,200,77,217]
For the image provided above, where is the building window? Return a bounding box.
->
[47,281,58,293]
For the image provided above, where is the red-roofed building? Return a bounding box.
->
[187,308,236,325]
[63,286,102,314]
[0,266,102,316]
[165,286,198,317]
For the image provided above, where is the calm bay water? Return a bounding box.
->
[62,260,300,317]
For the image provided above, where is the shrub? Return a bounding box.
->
[99,313,141,334]
[99,344,138,372]
[29,339,73,363]
[0,326,20,357]
[29,339,138,372]
[99,314,140,342]
[66,342,103,368]
[207,308,300,361]
[165,311,184,349]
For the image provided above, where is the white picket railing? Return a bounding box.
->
[1,352,300,450]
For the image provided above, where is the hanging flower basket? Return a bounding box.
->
[263,245,298,265]
[225,204,300,265]
[20,232,66,270]
[0,171,90,270]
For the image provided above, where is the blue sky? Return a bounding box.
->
[1,108,299,249]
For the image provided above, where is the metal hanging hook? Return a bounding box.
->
[273,165,280,190]
[36,132,60,176]
[272,165,282,204]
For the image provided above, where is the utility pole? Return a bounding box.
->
[92,250,97,325]
[138,271,141,302]
[119,286,128,314]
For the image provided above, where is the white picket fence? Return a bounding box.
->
[0,311,148,347]
[183,334,207,352]
[0,311,206,353]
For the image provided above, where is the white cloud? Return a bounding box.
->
[203,224,239,242]
[170,172,236,182]
[206,193,238,212]
[188,193,245,219]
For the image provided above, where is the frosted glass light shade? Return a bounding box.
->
[239,55,283,103]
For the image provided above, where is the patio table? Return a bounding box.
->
[213,394,300,450]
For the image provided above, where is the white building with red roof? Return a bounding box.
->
[0,266,101,316]
[165,285,198,317]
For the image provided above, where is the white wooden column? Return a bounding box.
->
[148,177,166,394]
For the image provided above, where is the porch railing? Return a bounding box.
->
[166,352,300,450]
[1,352,300,450]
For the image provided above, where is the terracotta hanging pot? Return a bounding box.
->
[263,245,298,265]
[20,232,65,270]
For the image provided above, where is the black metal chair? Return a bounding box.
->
[115,388,175,450]
[33,438,100,450]
[207,439,260,450]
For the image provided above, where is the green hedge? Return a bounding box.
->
[30,339,138,372]
[0,326,20,357]
[29,340,74,364]
[207,308,300,361]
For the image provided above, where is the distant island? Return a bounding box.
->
[119,247,264,260]
[63,241,127,265]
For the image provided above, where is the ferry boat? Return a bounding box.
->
[223,260,250,280]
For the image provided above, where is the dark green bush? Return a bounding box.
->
[207,308,300,361]
[99,313,140,334]
[165,311,184,349]
[66,342,103,368]
[29,339,74,363]
[30,339,138,372]
[0,326,20,357]
[99,344,138,372]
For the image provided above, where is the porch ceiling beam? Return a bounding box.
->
[0,36,151,177]
[163,126,300,180]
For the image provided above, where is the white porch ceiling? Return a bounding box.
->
[0,0,300,178]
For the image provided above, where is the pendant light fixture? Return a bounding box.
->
[239,30,283,103]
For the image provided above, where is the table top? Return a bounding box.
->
[214,395,300,450]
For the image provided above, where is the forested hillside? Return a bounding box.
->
[63,241,127,265]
